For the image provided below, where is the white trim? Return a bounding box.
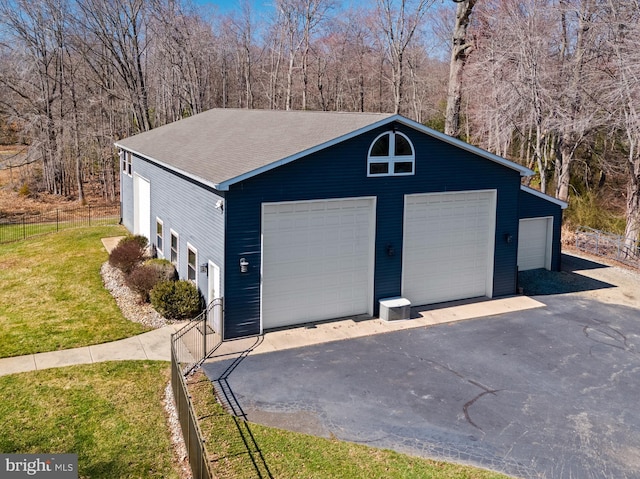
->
[119,114,533,192]
[208,260,222,333]
[155,217,164,257]
[259,196,377,333]
[169,229,179,267]
[187,242,198,284]
[367,131,415,177]
[521,185,568,209]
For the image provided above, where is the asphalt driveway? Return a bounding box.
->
[203,258,640,479]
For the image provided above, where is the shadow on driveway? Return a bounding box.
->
[518,254,614,296]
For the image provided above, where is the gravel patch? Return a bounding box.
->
[164,381,192,479]
[100,261,178,329]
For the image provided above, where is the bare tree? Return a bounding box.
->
[76,0,153,132]
[602,0,640,255]
[375,0,435,114]
[444,0,475,138]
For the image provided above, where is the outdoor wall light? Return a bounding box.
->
[240,257,249,273]
[200,263,208,274]
[386,244,395,257]
[504,233,514,244]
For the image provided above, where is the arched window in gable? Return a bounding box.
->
[367,131,415,176]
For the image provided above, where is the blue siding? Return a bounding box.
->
[224,124,522,339]
[123,155,226,304]
[519,189,564,271]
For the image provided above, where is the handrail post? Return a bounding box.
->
[203,314,206,363]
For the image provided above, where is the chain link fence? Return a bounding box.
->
[575,226,640,267]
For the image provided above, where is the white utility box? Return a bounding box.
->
[379,297,411,321]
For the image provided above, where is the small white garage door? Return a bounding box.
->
[518,217,552,271]
[261,197,375,330]
[402,190,496,306]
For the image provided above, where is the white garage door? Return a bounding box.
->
[402,190,496,306]
[518,217,552,271]
[133,174,150,240]
[261,197,376,330]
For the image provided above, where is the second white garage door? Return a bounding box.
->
[402,190,496,306]
[518,217,552,271]
[261,197,376,330]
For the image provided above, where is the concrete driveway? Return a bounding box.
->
[203,254,640,479]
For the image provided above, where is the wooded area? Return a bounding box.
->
[0,0,638,251]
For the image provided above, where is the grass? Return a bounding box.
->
[0,225,148,357]
[188,372,512,479]
[0,216,119,244]
[0,361,179,478]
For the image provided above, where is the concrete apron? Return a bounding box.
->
[205,295,545,363]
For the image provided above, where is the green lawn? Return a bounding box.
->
[0,226,148,357]
[188,372,513,479]
[0,361,179,478]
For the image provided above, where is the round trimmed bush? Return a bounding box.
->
[149,280,202,320]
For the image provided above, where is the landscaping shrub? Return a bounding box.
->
[109,240,146,274]
[144,258,177,281]
[118,234,149,251]
[150,280,202,320]
[126,259,176,302]
[126,265,162,302]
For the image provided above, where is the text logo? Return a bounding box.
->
[1,454,78,478]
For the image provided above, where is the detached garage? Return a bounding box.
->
[116,109,564,340]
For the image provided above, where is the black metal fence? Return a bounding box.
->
[575,226,640,266]
[171,339,213,479]
[171,300,223,479]
[0,204,120,244]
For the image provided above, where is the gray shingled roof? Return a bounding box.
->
[115,108,394,190]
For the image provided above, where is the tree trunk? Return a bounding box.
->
[444,0,475,138]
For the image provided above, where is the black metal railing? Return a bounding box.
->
[171,340,213,479]
[172,299,223,375]
[0,204,120,244]
[575,226,640,266]
[170,299,223,479]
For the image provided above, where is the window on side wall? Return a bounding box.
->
[126,152,132,176]
[367,130,415,177]
[156,219,163,256]
[187,244,197,283]
[170,231,178,265]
